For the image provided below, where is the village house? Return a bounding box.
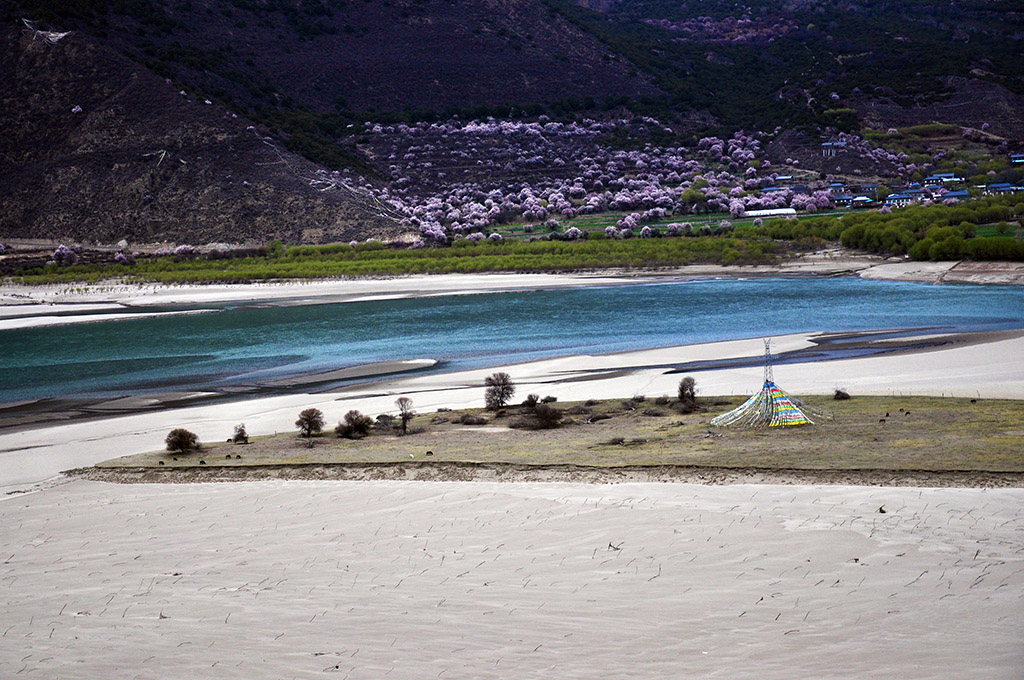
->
[883,193,916,207]
[923,172,958,184]
[984,182,1022,196]
[821,140,846,157]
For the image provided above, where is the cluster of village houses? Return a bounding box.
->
[756,149,1024,211]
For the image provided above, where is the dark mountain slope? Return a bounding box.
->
[0,25,401,245]
[550,0,1024,138]
[12,0,660,115]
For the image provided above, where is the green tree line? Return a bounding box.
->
[752,195,1024,261]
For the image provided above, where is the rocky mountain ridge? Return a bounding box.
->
[1,24,401,246]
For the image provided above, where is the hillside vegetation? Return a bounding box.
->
[551,0,1024,137]
[10,195,1023,285]
[2,1,1023,248]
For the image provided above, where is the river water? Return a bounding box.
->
[1,277,1022,403]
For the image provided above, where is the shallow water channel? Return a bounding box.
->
[1,277,1022,403]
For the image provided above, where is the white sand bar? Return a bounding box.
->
[1,480,1021,678]
[0,273,642,320]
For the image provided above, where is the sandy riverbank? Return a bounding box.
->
[2,260,1022,492]
[2,329,1022,493]
[2,479,1021,678]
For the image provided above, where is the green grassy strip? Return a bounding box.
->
[8,236,784,285]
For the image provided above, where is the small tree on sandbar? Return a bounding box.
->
[296,408,325,438]
[165,428,199,454]
[678,376,698,413]
[395,397,415,434]
[485,372,515,410]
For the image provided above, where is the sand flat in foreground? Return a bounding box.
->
[2,480,1021,678]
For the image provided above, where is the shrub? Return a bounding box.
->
[834,389,851,400]
[908,237,934,260]
[965,237,1023,261]
[457,413,489,425]
[929,234,965,260]
[336,410,373,439]
[485,372,515,409]
[534,403,563,428]
[678,376,697,412]
[265,240,284,258]
[522,393,540,408]
[511,403,563,430]
[165,428,199,454]
[296,408,325,438]
[232,423,248,444]
[541,395,557,403]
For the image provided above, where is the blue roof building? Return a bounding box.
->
[884,193,915,206]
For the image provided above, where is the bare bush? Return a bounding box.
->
[534,403,563,428]
[336,410,374,439]
[678,376,698,412]
[511,403,563,430]
[375,414,397,430]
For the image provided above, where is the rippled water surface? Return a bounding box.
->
[2,278,1022,402]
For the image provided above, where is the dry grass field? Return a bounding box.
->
[98,395,1024,474]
